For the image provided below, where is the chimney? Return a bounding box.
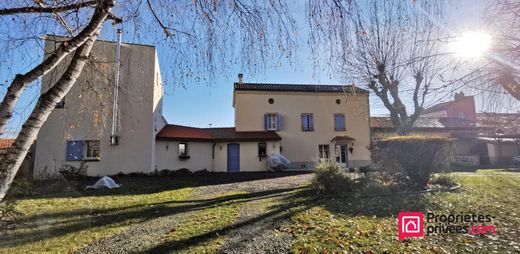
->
[238,73,243,84]
[454,91,465,101]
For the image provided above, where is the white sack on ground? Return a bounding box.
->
[268,154,291,170]
[87,176,121,189]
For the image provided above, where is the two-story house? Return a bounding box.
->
[232,81,371,169]
[34,37,372,177]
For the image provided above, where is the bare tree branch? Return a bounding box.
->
[0,1,98,16]
[0,0,112,136]
[0,0,114,202]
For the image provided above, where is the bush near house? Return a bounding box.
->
[374,135,453,189]
[313,161,356,195]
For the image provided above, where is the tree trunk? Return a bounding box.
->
[0,1,113,201]
[497,68,520,102]
[0,0,111,136]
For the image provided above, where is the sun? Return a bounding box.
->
[450,31,492,59]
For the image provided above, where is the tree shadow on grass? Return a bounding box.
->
[0,186,308,249]
[318,192,437,218]
[11,172,313,200]
[136,188,318,254]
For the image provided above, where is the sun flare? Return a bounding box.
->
[450,31,492,59]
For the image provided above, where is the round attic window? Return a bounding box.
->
[336,99,341,104]
[268,98,275,104]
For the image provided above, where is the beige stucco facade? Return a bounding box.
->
[155,140,280,172]
[213,141,280,172]
[33,38,372,176]
[234,90,371,168]
[34,39,163,177]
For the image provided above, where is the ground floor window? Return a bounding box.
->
[258,142,267,157]
[319,144,330,159]
[179,143,188,157]
[65,140,100,161]
[84,140,100,160]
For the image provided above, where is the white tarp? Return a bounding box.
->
[267,154,291,170]
[87,176,121,189]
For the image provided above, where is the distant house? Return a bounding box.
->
[476,113,520,164]
[371,92,520,166]
[34,37,371,177]
[421,92,477,122]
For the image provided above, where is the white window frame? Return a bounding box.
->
[179,143,188,157]
[266,113,278,131]
[457,112,466,119]
[84,140,100,160]
[319,144,330,159]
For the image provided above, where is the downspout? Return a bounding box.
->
[110,29,122,145]
[211,143,216,172]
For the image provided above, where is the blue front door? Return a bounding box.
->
[227,143,240,173]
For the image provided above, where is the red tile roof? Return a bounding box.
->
[156,125,213,141]
[234,83,369,94]
[0,139,14,149]
[157,125,281,142]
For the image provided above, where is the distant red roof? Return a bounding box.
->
[157,125,281,142]
[0,139,14,149]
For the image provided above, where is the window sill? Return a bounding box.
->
[83,157,100,161]
[179,155,191,160]
[335,129,346,132]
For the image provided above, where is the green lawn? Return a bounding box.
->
[0,177,195,253]
[287,169,520,253]
[1,170,519,253]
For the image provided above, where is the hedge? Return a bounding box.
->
[373,135,454,189]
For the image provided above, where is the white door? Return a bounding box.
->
[336,144,349,167]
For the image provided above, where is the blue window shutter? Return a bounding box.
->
[309,114,314,130]
[66,141,84,161]
[335,114,345,131]
[264,113,268,130]
[302,115,308,130]
[277,113,282,130]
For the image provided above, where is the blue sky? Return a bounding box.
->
[0,0,493,136]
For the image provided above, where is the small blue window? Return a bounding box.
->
[302,113,314,131]
[66,141,84,161]
[334,114,346,131]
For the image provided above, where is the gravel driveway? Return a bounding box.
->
[75,172,313,254]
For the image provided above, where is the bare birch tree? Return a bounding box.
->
[0,0,116,201]
[0,0,298,200]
